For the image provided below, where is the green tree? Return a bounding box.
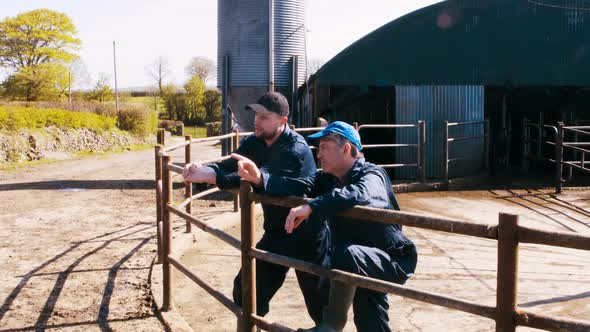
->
[1,62,68,101]
[183,75,206,124]
[160,84,179,120]
[0,9,81,70]
[85,74,114,104]
[202,89,221,122]
[0,9,80,101]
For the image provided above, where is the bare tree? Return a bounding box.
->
[185,56,215,85]
[70,58,92,91]
[145,56,170,95]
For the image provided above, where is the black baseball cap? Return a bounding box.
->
[245,92,289,117]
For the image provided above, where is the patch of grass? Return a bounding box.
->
[0,158,61,171]
[183,126,207,138]
[112,96,165,113]
[73,143,153,158]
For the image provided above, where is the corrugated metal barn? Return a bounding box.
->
[301,0,590,180]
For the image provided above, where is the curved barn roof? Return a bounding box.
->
[313,0,590,86]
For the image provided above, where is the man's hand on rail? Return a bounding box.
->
[285,205,312,234]
[232,153,263,187]
[182,162,216,185]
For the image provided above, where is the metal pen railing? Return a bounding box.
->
[443,120,489,182]
[356,121,427,182]
[556,123,590,192]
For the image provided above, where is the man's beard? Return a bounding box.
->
[257,127,281,141]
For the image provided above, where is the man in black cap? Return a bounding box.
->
[233,121,418,332]
[183,91,330,324]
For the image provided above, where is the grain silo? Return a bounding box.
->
[217,0,307,134]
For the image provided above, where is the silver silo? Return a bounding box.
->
[218,0,307,132]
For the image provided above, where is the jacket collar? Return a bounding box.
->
[337,158,366,186]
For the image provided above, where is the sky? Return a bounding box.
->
[1,0,441,89]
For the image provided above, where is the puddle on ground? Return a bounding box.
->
[59,188,87,192]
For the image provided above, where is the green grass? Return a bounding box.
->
[0,158,62,171]
[104,96,165,113]
[73,143,153,158]
[183,126,207,138]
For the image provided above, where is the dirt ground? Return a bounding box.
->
[0,139,226,331]
[2,138,589,332]
[174,188,590,331]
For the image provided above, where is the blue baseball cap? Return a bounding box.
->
[308,121,362,151]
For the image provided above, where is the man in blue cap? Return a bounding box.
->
[183,92,330,325]
[233,121,418,332]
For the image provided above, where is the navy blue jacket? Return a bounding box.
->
[263,158,415,258]
[207,125,321,237]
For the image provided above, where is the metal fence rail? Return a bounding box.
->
[562,124,590,186]
[443,120,489,182]
[522,120,590,193]
[357,122,427,182]
[522,119,558,169]
[155,126,589,332]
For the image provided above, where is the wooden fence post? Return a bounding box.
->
[155,145,164,264]
[162,155,173,311]
[239,180,256,331]
[496,213,519,332]
[158,128,166,146]
[233,130,240,212]
[185,135,192,233]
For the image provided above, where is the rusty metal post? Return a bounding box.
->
[162,155,173,311]
[419,120,426,183]
[233,130,240,212]
[155,145,163,264]
[185,135,192,233]
[239,180,256,331]
[556,122,564,193]
[496,213,519,332]
[484,119,490,172]
[443,121,449,182]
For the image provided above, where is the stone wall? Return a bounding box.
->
[0,127,155,164]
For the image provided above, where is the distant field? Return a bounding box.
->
[184,126,207,138]
[105,96,165,112]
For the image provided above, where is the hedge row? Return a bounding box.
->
[117,108,158,137]
[0,106,116,131]
[0,106,158,137]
